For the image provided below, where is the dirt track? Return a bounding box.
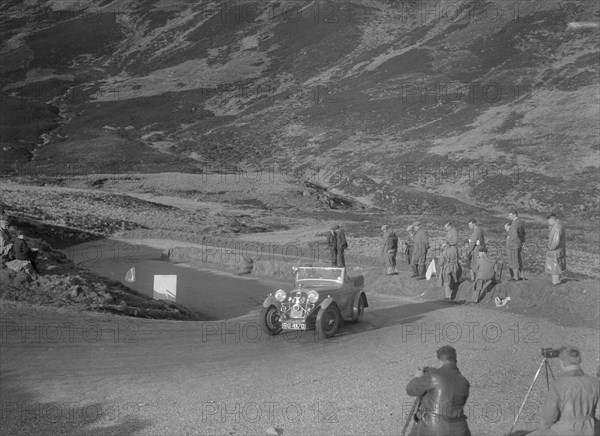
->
[2,278,599,436]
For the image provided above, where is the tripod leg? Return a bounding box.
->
[546,360,556,381]
[506,358,545,436]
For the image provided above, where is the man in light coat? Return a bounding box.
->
[411,222,430,280]
[528,345,600,435]
[507,210,526,280]
[438,243,460,301]
[545,214,566,285]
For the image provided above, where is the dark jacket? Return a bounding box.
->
[336,230,348,251]
[13,238,30,261]
[508,217,526,249]
[327,230,337,252]
[386,232,398,253]
[406,362,471,436]
[473,253,496,281]
[468,226,486,259]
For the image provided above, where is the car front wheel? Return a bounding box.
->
[261,305,282,336]
[316,305,342,339]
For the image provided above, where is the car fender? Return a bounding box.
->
[320,296,335,310]
[351,291,368,320]
[262,295,280,308]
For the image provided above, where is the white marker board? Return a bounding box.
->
[153,275,177,302]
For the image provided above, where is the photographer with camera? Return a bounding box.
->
[405,346,471,436]
[527,346,600,435]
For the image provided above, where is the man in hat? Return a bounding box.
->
[528,345,600,435]
[507,210,526,280]
[406,345,471,436]
[335,225,348,268]
[545,214,566,285]
[411,222,430,280]
[382,225,399,275]
[13,230,38,272]
[467,219,486,281]
[405,225,416,275]
[326,225,339,267]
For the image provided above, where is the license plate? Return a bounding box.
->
[282,322,306,330]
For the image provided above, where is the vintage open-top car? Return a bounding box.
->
[260,266,368,338]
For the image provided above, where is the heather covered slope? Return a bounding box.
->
[1,0,599,218]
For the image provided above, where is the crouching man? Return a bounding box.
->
[528,346,600,436]
[469,248,496,304]
[406,346,471,436]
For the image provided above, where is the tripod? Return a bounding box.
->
[506,357,555,435]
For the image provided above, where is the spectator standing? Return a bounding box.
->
[545,214,566,285]
[507,210,526,281]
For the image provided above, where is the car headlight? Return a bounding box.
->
[307,290,319,304]
[275,289,287,302]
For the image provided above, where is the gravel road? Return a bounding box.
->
[1,287,598,436]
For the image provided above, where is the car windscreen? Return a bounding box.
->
[296,268,344,282]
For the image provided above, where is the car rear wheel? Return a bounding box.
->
[354,294,366,323]
[261,305,282,336]
[316,305,342,339]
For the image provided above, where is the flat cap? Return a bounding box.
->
[330,224,339,230]
[559,345,581,365]
[381,225,388,231]
[412,221,421,227]
[406,225,413,232]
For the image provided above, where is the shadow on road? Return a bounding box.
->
[0,369,152,436]
[338,299,457,337]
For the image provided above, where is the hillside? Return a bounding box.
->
[1,0,598,219]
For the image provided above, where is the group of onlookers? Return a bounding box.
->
[316,210,568,303]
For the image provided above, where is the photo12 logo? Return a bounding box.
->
[201,401,338,424]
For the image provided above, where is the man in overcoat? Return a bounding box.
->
[545,214,566,285]
[507,210,526,280]
[411,222,430,280]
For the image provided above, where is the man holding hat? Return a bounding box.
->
[381,225,399,275]
[411,222,430,280]
[528,345,600,435]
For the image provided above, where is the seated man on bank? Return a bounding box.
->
[0,214,14,262]
[13,230,39,272]
[469,248,496,304]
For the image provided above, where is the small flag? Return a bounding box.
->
[426,259,437,280]
[125,267,135,282]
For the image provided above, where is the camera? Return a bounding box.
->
[541,348,560,358]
